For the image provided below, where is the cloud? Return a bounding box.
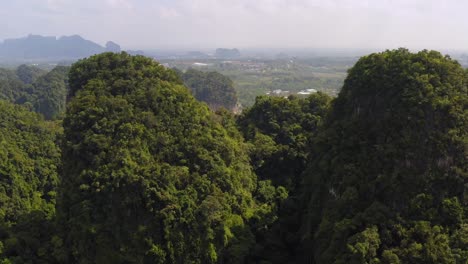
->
[157,6,181,19]
[105,0,133,9]
[46,0,65,11]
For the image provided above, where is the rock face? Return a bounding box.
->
[0,34,121,60]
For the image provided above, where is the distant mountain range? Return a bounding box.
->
[0,34,121,61]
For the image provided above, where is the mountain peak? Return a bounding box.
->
[0,34,121,61]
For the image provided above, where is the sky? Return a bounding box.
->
[1,0,468,51]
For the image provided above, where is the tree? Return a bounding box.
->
[237,93,331,263]
[299,49,467,263]
[0,100,61,263]
[180,68,238,111]
[31,66,69,119]
[0,65,69,119]
[0,68,26,102]
[238,93,331,189]
[15,64,46,85]
[59,52,259,263]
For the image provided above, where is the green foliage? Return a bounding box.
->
[15,64,47,85]
[300,49,467,263]
[0,65,69,119]
[0,49,465,264]
[180,68,238,111]
[346,226,381,264]
[60,52,259,263]
[0,68,26,102]
[238,93,331,189]
[237,93,331,263]
[0,100,61,263]
[30,66,69,119]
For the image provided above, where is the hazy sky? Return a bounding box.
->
[1,0,468,50]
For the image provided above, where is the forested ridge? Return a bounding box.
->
[298,49,467,264]
[0,49,466,263]
[175,68,239,112]
[0,64,238,118]
[0,64,69,119]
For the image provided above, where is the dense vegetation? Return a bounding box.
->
[0,101,61,263]
[29,66,69,119]
[0,49,465,263]
[298,49,467,264]
[2,64,241,119]
[238,93,331,189]
[177,68,238,111]
[237,94,332,263]
[59,52,269,263]
[15,64,47,85]
[0,67,29,103]
[0,64,69,119]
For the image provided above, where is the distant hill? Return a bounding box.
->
[0,34,121,61]
[184,51,210,59]
[0,64,69,119]
[176,68,239,111]
[215,48,241,58]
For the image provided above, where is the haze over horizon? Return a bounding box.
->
[2,0,468,51]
